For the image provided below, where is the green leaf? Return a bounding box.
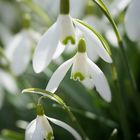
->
[92,0,121,43]
[74,19,112,56]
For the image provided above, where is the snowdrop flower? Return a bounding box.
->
[46,38,112,102]
[33,0,112,73]
[25,104,82,140]
[125,0,140,42]
[6,29,40,76]
[34,0,88,18]
[0,69,19,109]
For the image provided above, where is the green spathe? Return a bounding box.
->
[78,38,86,53]
[36,104,44,116]
[60,0,70,14]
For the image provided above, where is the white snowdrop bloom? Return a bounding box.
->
[34,0,87,18]
[46,39,112,102]
[0,69,19,94]
[6,29,40,76]
[33,14,112,73]
[25,115,54,140]
[26,104,82,140]
[0,69,19,109]
[125,0,140,42]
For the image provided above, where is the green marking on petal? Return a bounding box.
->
[47,132,54,140]
[63,36,75,45]
[71,72,85,81]
[36,104,44,116]
[77,38,86,53]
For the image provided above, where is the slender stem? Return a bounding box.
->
[64,106,90,140]
[92,0,137,95]
[111,63,131,140]
[38,87,90,140]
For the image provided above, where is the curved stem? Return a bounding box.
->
[92,0,137,95]
[64,106,90,140]
[37,87,90,140]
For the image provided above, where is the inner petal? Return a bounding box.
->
[58,14,76,45]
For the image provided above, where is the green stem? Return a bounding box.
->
[38,87,90,140]
[111,64,131,140]
[64,106,90,140]
[60,0,70,14]
[22,0,52,26]
[92,0,137,95]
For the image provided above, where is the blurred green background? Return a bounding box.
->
[0,0,140,140]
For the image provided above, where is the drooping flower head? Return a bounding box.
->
[25,104,82,140]
[46,38,112,102]
[33,0,112,73]
[6,14,40,76]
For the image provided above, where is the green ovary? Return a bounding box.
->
[62,36,75,45]
[47,132,54,140]
[71,72,85,81]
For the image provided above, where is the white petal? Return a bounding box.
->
[46,58,74,93]
[53,42,65,59]
[57,15,75,43]
[47,116,82,140]
[0,70,19,94]
[85,36,99,62]
[87,58,112,102]
[125,0,140,42]
[81,78,94,89]
[6,30,31,76]
[74,21,112,63]
[33,23,59,73]
[25,115,53,140]
[25,119,36,140]
[28,29,41,42]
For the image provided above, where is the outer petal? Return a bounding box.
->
[85,35,99,62]
[6,31,31,76]
[46,58,74,93]
[47,116,82,140]
[87,58,112,102]
[74,21,112,63]
[125,0,140,42]
[81,78,94,89]
[57,15,75,43]
[0,70,18,94]
[33,23,59,73]
[25,115,53,140]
